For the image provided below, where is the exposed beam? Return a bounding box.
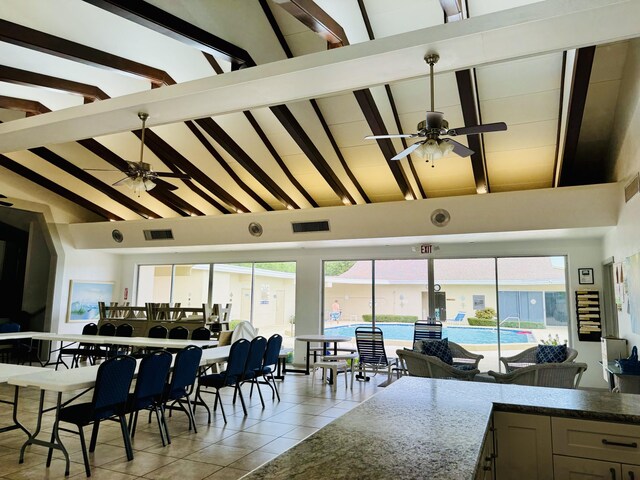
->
[0,19,175,87]
[184,120,273,211]
[77,137,196,217]
[553,51,572,188]
[0,95,51,116]
[261,0,364,205]
[354,89,416,200]
[358,0,425,199]
[439,0,464,22]
[0,65,109,102]
[2,0,637,152]
[29,146,160,219]
[559,46,596,186]
[133,128,242,214]
[272,0,348,47]
[196,117,300,210]
[83,0,255,69]
[0,153,122,221]
[455,69,489,193]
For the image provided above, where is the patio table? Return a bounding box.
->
[291,334,352,375]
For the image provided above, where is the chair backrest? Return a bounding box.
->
[225,339,250,380]
[491,362,588,389]
[167,345,202,399]
[244,336,267,376]
[0,322,21,333]
[191,327,211,341]
[413,321,442,342]
[355,327,389,366]
[132,351,172,408]
[92,355,136,419]
[263,334,283,369]
[115,323,133,337]
[98,322,116,336]
[148,325,168,339]
[82,323,98,335]
[169,325,189,340]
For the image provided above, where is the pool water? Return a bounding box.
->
[324,323,533,344]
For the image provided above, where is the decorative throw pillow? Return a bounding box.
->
[535,344,568,363]
[420,338,453,365]
[218,330,233,346]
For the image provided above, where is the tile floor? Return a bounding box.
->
[0,368,382,479]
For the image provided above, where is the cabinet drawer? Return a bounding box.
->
[553,455,620,479]
[552,417,640,464]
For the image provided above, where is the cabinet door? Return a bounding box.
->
[554,455,620,479]
[621,464,640,480]
[494,412,552,480]
[476,423,495,480]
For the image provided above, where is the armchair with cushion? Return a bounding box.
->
[413,339,484,370]
[488,362,587,388]
[500,345,578,372]
[396,348,480,381]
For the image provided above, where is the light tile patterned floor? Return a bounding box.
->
[0,368,382,479]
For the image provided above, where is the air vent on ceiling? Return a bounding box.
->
[625,174,640,203]
[292,220,330,233]
[143,229,174,241]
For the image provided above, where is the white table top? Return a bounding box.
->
[9,365,102,392]
[295,335,351,343]
[0,331,39,340]
[0,364,44,383]
[32,333,218,349]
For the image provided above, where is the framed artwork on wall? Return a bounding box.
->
[578,268,594,285]
[67,280,114,322]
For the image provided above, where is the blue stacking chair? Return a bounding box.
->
[191,327,211,341]
[253,334,283,402]
[55,322,98,370]
[54,355,136,477]
[126,351,172,446]
[236,336,267,411]
[161,345,202,443]
[195,339,250,424]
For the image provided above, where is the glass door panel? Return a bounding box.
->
[137,265,172,305]
[211,263,253,326]
[171,264,210,306]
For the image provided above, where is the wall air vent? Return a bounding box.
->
[625,174,640,203]
[143,229,174,241]
[292,220,330,233]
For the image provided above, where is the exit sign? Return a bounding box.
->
[420,244,433,254]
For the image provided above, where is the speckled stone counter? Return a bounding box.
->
[242,377,640,480]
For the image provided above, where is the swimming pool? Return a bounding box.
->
[324,323,534,344]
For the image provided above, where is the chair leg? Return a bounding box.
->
[77,425,92,478]
[236,384,248,416]
[119,415,134,461]
[216,390,227,423]
[195,386,212,424]
[183,394,198,433]
[152,405,167,447]
[160,404,171,445]
[89,421,100,453]
[253,378,265,408]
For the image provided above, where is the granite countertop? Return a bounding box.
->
[242,377,640,480]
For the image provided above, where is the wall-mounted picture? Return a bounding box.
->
[67,281,114,322]
[578,268,594,285]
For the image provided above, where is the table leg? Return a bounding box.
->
[0,386,30,436]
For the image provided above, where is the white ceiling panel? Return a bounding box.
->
[480,90,560,125]
[484,120,557,153]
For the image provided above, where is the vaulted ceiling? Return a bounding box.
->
[0,0,637,223]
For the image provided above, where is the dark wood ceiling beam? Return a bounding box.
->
[195,117,300,210]
[83,0,256,69]
[260,0,367,204]
[28,146,160,219]
[0,153,122,221]
[358,0,425,199]
[272,0,348,47]
[243,111,318,207]
[77,137,195,217]
[0,19,175,86]
[354,89,417,200]
[558,46,596,187]
[134,128,244,213]
[0,65,109,102]
[455,69,489,194]
[0,95,50,116]
[184,120,273,211]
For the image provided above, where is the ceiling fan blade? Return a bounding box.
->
[442,138,474,157]
[153,178,179,191]
[0,200,13,207]
[391,141,423,161]
[365,134,415,140]
[113,176,131,187]
[447,122,508,136]
[84,168,124,172]
[155,172,190,179]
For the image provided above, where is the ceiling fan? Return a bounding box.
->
[365,54,507,164]
[86,112,190,195]
[0,194,13,207]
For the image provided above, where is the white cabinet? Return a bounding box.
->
[476,421,495,480]
[553,455,620,479]
[494,412,553,480]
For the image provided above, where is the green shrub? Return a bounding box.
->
[467,317,496,327]
[467,318,546,329]
[361,314,418,323]
[229,319,242,330]
[475,308,496,320]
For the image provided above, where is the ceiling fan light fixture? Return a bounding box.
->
[415,139,453,162]
[125,176,156,196]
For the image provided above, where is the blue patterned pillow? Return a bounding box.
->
[536,344,567,363]
[420,338,453,365]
